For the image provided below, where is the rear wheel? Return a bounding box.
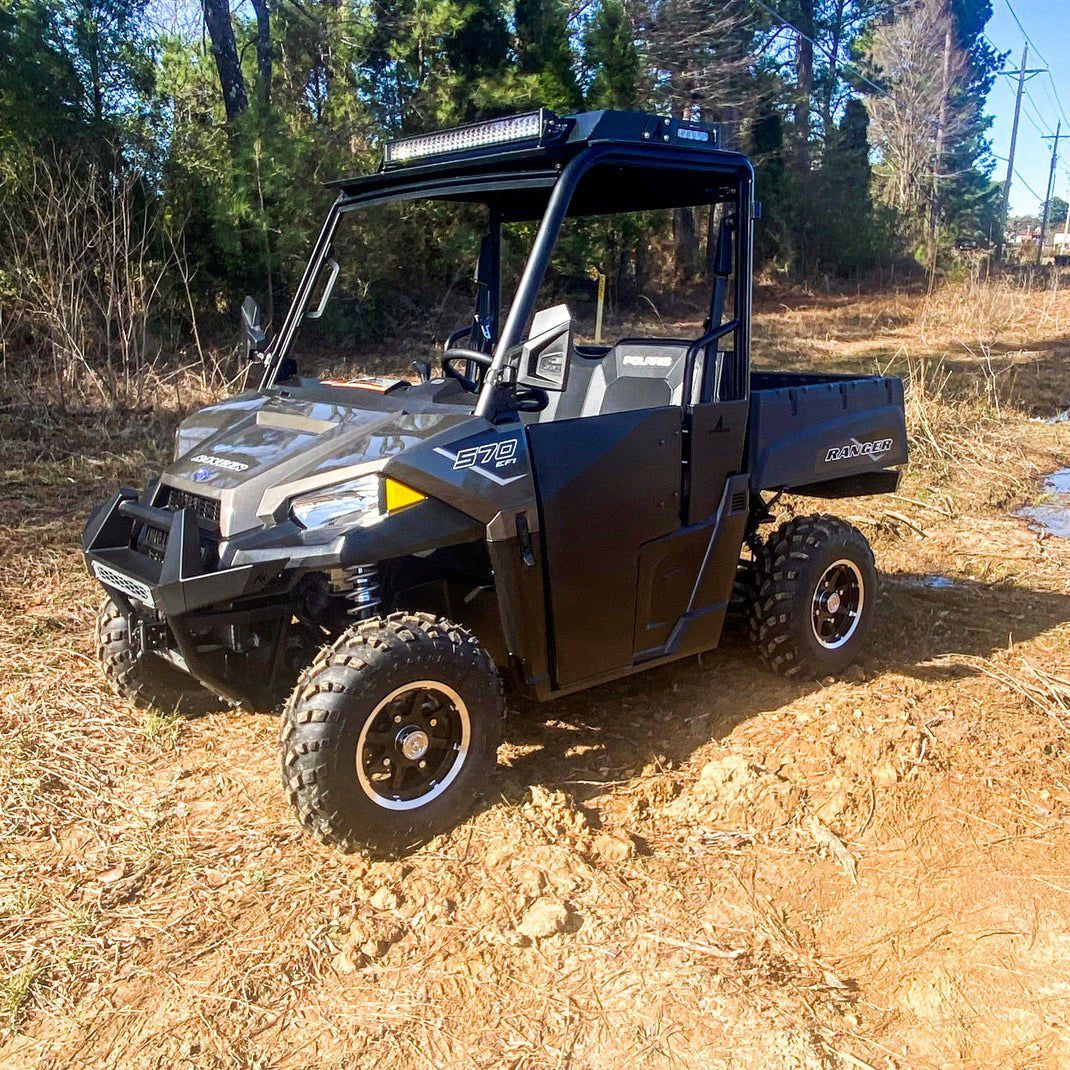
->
[748,515,876,679]
[725,554,759,631]
[96,599,212,713]
[280,612,503,855]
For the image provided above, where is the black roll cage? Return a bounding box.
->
[260,142,754,423]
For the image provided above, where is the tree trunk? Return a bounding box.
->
[250,0,273,108]
[200,0,248,122]
[822,0,846,147]
[792,0,815,173]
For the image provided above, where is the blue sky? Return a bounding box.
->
[986,0,1070,216]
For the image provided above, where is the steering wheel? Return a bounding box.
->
[441,347,493,392]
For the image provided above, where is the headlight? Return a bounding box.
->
[290,475,426,530]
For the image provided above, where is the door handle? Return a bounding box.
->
[515,513,536,567]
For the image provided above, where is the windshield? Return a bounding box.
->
[278,198,530,383]
[268,155,745,414]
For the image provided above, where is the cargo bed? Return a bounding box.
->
[746,370,907,494]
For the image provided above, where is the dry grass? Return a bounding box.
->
[0,275,1069,1068]
[913,271,1067,349]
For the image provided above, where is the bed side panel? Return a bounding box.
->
[747,376,907,492]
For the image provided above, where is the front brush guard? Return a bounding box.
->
[83,489,288,705]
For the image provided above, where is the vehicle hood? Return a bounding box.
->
[163,385,476,536]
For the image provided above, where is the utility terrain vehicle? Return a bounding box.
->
[84,109,907,853]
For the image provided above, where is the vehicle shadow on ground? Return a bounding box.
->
[494,575,1070,811]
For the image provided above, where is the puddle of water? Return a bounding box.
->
[919,575,955,589]
[1046,468,1070,494]
[1017,467,1070,537]
[1043,410,1070,425]
[898,575,960,589]
[1019,505,1070,538]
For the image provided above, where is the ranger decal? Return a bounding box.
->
[824,437,894,464]
[192,453,249,473]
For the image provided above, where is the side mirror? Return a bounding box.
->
[241,296,268,361]
[516,304,572,392]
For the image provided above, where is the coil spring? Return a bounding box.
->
[341,563,382,620]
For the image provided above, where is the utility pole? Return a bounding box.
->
[932,27,953,233]
[928,26,953,292]
[995,45,1045,262]
[1038,121,1062,265]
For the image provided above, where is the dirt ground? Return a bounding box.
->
[1,274,1069,1068]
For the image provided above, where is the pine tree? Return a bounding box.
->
[0,1,84,162]
[822,98,878,270]
[515,0,582,110]
[940,0,1000,240]
[582,0,640,110]
[749,104,793,266]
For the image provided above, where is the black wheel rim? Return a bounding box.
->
[811,559,865,650]
[355,682,470,811]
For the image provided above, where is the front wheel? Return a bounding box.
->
[95,599,212,713]
[748,515,877,679]
[280,612,504,855]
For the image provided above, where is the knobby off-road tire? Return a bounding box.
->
[96,599,212,713]
[748,515,877,679]
[280,612,504,856]
[725,556,758,631]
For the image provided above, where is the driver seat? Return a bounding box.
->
[534,339,719,422]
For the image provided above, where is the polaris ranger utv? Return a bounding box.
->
[84,109,907,853]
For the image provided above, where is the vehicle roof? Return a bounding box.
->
[327,109,751,220]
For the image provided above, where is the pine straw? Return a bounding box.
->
[0,277,1069,1067]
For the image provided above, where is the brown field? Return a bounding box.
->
[1,274,1069,1068]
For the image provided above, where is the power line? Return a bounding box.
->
[751,0,1059,220]
[992,153,1046,202]
[1040,75,1070,132]
[995,44,1041,258]
[987,0,1070,230]
[1001,0,1070,130]
[1038,121,1062,260]
[1003,0,1049,66]
[987,30,1058,142]
[1022,86,1055,137]
[747,0,903,108]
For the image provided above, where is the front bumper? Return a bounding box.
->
[82,489,286,617]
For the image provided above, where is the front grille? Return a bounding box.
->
[142,525,168,561]
[157,486,222,527]
[138,485,222,565]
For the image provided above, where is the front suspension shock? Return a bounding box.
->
[340,563,382,620]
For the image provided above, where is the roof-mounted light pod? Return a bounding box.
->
[383,110,553,167]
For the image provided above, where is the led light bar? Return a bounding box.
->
[384,110,548,167]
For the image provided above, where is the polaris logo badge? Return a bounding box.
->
[192,453,249,473]
[622,354,674,368]
[825,437,894,463]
